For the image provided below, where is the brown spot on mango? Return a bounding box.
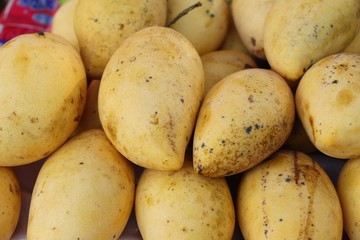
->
[106,120,117,143]
[308,116,315,139]
[251,37,256,46]
[336,89,354,105]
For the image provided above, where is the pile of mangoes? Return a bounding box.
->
[0,0,359,239]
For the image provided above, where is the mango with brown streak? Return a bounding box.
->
[237,150,343,240]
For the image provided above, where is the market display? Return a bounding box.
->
[0,0,359,239]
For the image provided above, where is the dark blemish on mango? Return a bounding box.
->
[37,32,45,36]
[312,25,318,39]
[285,177,291,182]
[309,116,315,140]
[245,126,252,134]
[94,18,98,22]
[180,97,184,103]
[293,151,300,184]
[308,59,314,69]
[30,117,39,123]
[261,176,267,188]
[79,162,84,165]
[248,95,254,103]
[165,116,176,153]
[201,142,206,148]
[9,184,13,193]
[36,190,44,197]
[106,122,117,142]
[145,76,153,82]
[205,10,215,18]
[251,37,256,46]
[150,111,159,125]
[332,80,338,84]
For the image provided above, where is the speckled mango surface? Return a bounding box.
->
[237,150,343,240]
[135,160,235,240]
[296,53,360,159]
[193,68,295,177]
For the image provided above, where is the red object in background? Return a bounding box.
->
[0,0,59,45]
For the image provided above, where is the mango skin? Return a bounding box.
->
[343,28,360,54]
[264,0,360,81]
[0,167,21,240]
[193,68,294,177]
[167,0,230,55]
[27,129,135,240]
[135,160,235,240]
[51,0,80,51]
[295,53,360,159]
[74,0,167,79]
[0,32,87,166]
[201,50,257,97]
[231,0,275,60]
[237,150,343,240]
[98,26,204,171]
[337,157,360,240]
